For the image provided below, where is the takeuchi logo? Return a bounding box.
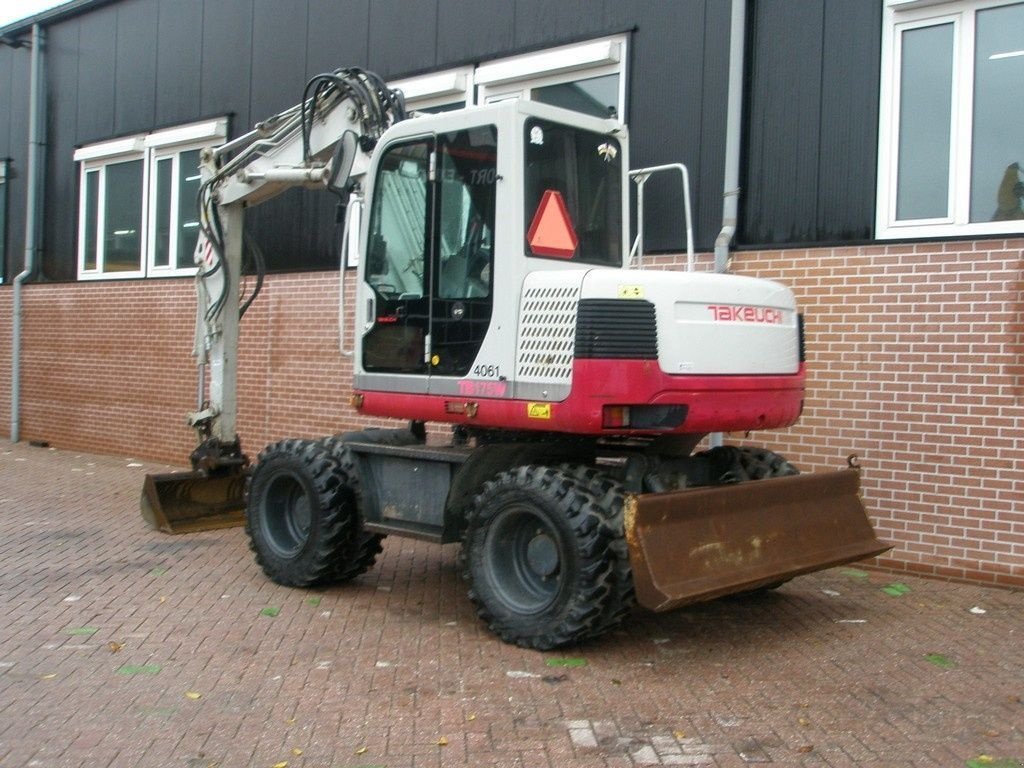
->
[707,305,784,324]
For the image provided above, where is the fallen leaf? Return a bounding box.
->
[260,607,281,618]
[290,748,303,756]
[970,606,987,615]
[673,731,686,739]
[545,657,587,668]
[108,641,124,653]
[40,673,57,680]
[158,596,167,603]
[285,718,297,725]
[797,745,814,754]
[882,583,911,597]
[150,567,168,576]
[66,626,98,636]
[611,678,622,685]
[466,714,476,721]
[354,746,368,755]
[436,736,448,746]
[271,762,288,768]
[305,597,321,606]
[185,691,202,700]
[798,717,811,727]
[840,568,869,579]
[117,664,162,676]
[923,653,956,669]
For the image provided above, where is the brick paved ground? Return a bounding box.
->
[1,440,1021,768]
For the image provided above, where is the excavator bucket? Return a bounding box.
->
[624,470,890,612]
[140,470,247,534]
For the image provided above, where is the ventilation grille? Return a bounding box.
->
[516,285,580,383]
[575,299,658,359]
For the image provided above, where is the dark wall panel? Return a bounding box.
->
[114,0,158,134]
[366,0,437,78]
[76,6,117,144]
[251,0,308,120]
[200,0,253,129]
[306,0,370,78]
[816,0,881,241]
[5,47,31,278]
[436,0,514,65]
[512,0,632,51]
[740,0,881,246]
[155,0,202,127]
[45,19,84,280]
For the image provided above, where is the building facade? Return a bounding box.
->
[1,0,1021,587]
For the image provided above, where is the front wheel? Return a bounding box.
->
[462,466,616,650]
[245,439,354,587]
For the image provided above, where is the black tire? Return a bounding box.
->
[462,465,616,650]
[559,464,636,636]
[245,439,353,587]
[316,428,423,581]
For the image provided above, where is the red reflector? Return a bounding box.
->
[527,189,578,259]
[602,405,630,428]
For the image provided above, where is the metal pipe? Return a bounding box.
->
[629,163,695,271]
[11,23,45,443]
[710,0,747,449]
[713,0,747,275]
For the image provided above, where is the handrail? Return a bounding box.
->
[628,163,694,271]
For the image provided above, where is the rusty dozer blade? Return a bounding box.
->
[141,470,247,534]
[625,470,891,612]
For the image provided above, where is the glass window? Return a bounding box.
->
[878,0,1024,238]
[437,126,497,299]
[524,118,623,266]
[76,119,225,279]
[366,140,431,299]
[533,74,620,119]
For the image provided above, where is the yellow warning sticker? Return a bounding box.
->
[527,403,552,419]
[618,285,644,299]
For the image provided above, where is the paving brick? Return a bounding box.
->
[1,441,1023,767]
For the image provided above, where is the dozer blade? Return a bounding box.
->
[141,470,247,534]
[624,470,891,612]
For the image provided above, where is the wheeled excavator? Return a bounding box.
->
[141,68,889,649]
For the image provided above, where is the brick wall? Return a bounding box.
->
[1,239,1021,587]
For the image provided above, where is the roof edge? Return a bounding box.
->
[0,0,118,39]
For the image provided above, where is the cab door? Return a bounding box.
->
[361,126,497,388]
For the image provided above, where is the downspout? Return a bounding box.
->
[709,0,747,449]
[713,0,747,274]
[11,23,46,443]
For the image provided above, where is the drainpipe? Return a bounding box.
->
[710,0,747,450]
[11,23,45,443]
[713,0,747,274]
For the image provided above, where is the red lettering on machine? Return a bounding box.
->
[707,305,784,324]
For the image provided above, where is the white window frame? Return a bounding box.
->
[389,36,628,119]
[877,0,1024,239]
[476,35,627,119]
[75,118,227,279]
[392,67,474,112]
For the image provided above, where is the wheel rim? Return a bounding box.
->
[484,505,564,614]
[260,471,312,558]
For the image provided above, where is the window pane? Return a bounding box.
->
[896,23,954,220]
[524,118,622,266]
[103,159,143,272]
[366,141,430,299]
[83,170,100,271]
[437,126,497,300]
[971,3,1024,222]
[533,74,619,119]
[153,157,172,267]
[177,149,202,268]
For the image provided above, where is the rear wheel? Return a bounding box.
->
[462,466,616,650]
[245,439,353,587]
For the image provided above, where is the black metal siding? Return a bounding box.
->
[740,0,882,247]
[0,0,884,281]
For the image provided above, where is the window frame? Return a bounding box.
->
[74,118,227,280]
[877,0,1024,239]
[476,36,627,120]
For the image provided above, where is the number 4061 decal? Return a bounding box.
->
[471,363,501,379]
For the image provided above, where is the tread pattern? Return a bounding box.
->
[462,465,617,650]
[245,439,354,588]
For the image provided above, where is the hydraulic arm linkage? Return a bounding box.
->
[141,68,406,533]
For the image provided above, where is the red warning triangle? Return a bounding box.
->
[527,189,578,259]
